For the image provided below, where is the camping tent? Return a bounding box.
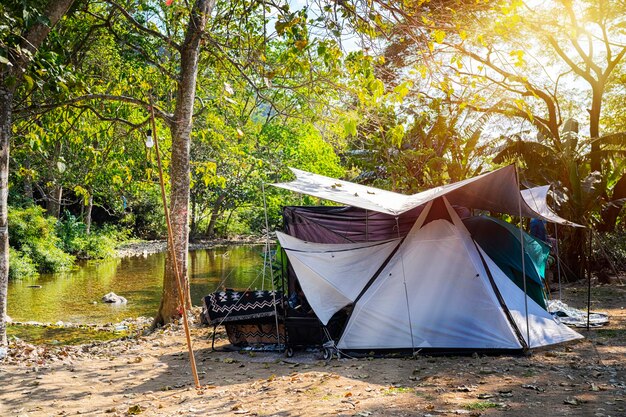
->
[273,165,583,351]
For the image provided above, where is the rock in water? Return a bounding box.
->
[102,292,128,304]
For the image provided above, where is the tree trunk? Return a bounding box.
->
[23,160,34,202]
[190,191,197,238]
[0,0,75,348]
[85,194,93,234]
[206,194,225,238]
[154,0,216,326]
[46,184,63,218]
[0,87,12,346]
[589,85,602,174]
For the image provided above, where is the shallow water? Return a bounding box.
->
[7,245,271,325]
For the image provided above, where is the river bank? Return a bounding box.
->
[115,236,267,258]
[1,284,625,417]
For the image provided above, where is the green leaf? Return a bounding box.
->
[23,74,34,91]
[433,30,446,43]
[343,118,357,137]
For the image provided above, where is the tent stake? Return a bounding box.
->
[149,100,200,389]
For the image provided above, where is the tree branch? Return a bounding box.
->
[16,94,174,124]
[102,0,181,51]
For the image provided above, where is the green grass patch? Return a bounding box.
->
[383,386,414,395]
[464,401,500,411]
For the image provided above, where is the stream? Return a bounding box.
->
[7,245,271,343]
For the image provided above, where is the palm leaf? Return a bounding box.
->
[492,139,556,165]
[589,131,626,147]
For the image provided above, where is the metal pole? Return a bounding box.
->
[262,183,281,346]
[515,167,531,351]
[149,100,200,389]
[554,223,562,300]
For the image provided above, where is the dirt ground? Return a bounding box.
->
[1,284,625,417]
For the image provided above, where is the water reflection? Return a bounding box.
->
[8,245,270,325]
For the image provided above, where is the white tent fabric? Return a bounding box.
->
[273,168,411,215]
[337,218,523,349]
[272,165,579,226]
[481,248,583,347]
[276,232,401,325]
[521,186,583,227]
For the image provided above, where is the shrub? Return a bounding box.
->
[8,248,38,280]
[74,229,121,259]
[21,239,74,273]
[8,205,74,273]
[56,211,87,254]
[57,214,129,260]
[9,205,57,243]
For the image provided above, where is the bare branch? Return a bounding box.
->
[68,104,151,129]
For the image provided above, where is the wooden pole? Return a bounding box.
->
[587,229,592,331]
[149,100,201,389]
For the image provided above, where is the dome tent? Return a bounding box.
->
[273,165,583,352]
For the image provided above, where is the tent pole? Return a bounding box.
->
[515,167,531,351]
[261,182,268,291]
[149,99,200,389]
[262,182,282,347]
[396,217,415,354]
[554,223,562,300]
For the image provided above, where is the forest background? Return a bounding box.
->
[1,0,626,345]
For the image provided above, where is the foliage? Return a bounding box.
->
[56,212,126,259]
[122,185,167,239]
[346,98,491,192]
[8,248,37,280]
[8,205,74,274]
[592,230,626,277]
[56,211,87,254]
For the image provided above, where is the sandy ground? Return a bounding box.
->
[1,285,625,417]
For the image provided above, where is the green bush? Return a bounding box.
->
[8,248,38,280]
[73,227,124,259]
[21,239,74,273]
[56,211,87,254]
[9,205,57,243]
[57,213,128,260]
[8,205,74,273]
